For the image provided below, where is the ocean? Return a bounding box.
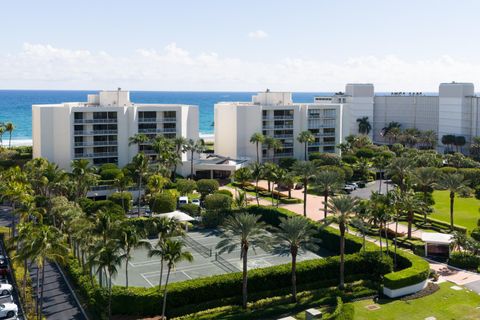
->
[0,90,330,145]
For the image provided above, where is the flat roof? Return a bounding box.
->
[421,232,453,245]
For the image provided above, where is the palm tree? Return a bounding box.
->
[356,117,371,135]
[113,172,133,211]
[234,190,248,208]
[413,167,438,223]
[5,122,14,148]
[327,196,358,289]
[131,152,150,216]
[90,240,126,319]
[250,132,265,163]
[71,159,98,198]
[314,170,344,219]
[128,133,150,149]
[274,216,320,302]
[292,161,317,217]
[184,139,205,179]
[400,190,425,239]
[387,157,413,194]
[29,224,69,319]
[216,213,272,308]
[373,154,391,193]
[233,167,252,188]
[249,162,264,205]
[116,224,150,288]
[0,124,5,147]
[263,136,283,160]
[437,173,468,229]
[297,131,315,160]
[161,239,193,319]
[172,137,188,180]
[279,172,296,199]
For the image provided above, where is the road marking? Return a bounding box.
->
[140,273,155,288]
[182,271,192,279]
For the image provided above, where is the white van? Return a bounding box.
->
[178,196,189,206]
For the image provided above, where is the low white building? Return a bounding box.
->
[215,91,343,162]
[32,89,199,171]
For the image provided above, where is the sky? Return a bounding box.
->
[1,0,480,91]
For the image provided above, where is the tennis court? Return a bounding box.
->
[112,229,330,288]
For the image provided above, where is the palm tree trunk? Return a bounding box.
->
[23,258,27,298]
[304,144,307,161]
[384,222,389,253]
[40,260,46,319]
[256,142,259,163]
[407,211,413,239]
[8,132,11,148]
[108,274,112,320]
[378,227,383,257]
[190,150,194,179]
[291,250,297,302]
[36,264,40,318]
[339,224,345,290]
[255,179,259,205]
[394,217,399,270]
[303,179,307,217]
[138,177,142,217]
[242,247,248,309]
[161,267,172,319]
[125,258,129,288]
[158,258,164,290]
[323,192,328,219]
[450,192,455,230]
[271,183,275,206]
[378,174,382,193]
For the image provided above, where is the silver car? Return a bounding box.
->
[0,302,17,318]
[0,284,12,296]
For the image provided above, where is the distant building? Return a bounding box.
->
[32,89,198,171]
[214,91,343,162]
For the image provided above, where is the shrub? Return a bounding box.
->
[110,252,390,317]
[278,157,297,170]
[205,194,232,212]
[177,179,197,195]
[108,192,132,213]
[309,153,341,166]
[316,165,346,183]
[149,192,177,213]
[472,227,480,242]
[180,203,201,216]
[99,168,122,181]
[215,189,233,197]
[355,148,376,159]
[201,210,226,228]
[80,199,125,217]
[323,297,344,320]
[383,250,430,290]
[341,154,358,165]
[449,252,480,270]
[196,179,220,199]
[279,198,302,204]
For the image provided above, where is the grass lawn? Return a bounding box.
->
[430,190,480,231]
[353,282,480,320]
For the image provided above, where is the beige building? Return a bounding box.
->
[215,91,343,162]
[32,89,198,171]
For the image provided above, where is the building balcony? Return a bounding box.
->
[74,152,118,159]
[273,115,294,120]
[138,128,177,134]
[263,125,294,130]
[74,119,117,124]
[273,134,293,139]
[138,117,177,123]
[74,130,118,136]
[74,141,118,147]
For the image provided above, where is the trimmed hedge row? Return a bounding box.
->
[110,252,391,317]
[383,249,430,290]
[247,206,365,254]
[412,214,467,234]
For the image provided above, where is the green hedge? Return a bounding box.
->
[449,252,480,270]
[247,206,366,254]
[412,213,467,234]
[110,252,391,317]
[279,197,302,204]
[383,250,430,290]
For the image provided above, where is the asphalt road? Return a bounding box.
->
[349,180,391,199]
[0,206,87,320]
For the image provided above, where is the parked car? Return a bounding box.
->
[345,183,357,190]
[294,182,304,190]
[0,257,8,277]
[178,196,189,206]
[191,199,201,206]
[0,302,17,318]
[343,184,355,193]
[0,284,12,297]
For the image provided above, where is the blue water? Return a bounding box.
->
[0,90,330,140]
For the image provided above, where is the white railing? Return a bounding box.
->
[74,119,117,124]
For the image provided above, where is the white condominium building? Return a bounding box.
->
[215,91,343,162]
[328,82,479,152]
[32,89,198,170]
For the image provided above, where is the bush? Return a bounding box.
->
[79,199,125,217]
[278,157,297,170]
[323,297,344,320]
[196,179,219,199]
[383,250,430,290]
[180,203,201,216]
[149,193,177,213]
[472,227,480,241]
[99,168,122,181]
[341,154,358,165]
[449,252,480,270]
[177,179,197,195]
[110,252,390,317]
[108,192,132,213]
[309,153,341,166]
[355,148,376,159]
[279,198,302,204]
[201,210,226,228]
[215,189,233,197]
[205,194,232,212]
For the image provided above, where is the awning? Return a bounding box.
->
[421,232,453,245]
[154,210,195,222]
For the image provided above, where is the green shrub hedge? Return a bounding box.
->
[279,197,302,204]
[412,213,467,234]
[383,250,430,290]
[449,252,480,270]
[110,252,391,317]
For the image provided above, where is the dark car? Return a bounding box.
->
[0,256,9,277]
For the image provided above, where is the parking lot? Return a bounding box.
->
[112,229,330,288]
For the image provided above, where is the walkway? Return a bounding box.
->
[29,261,87,320]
